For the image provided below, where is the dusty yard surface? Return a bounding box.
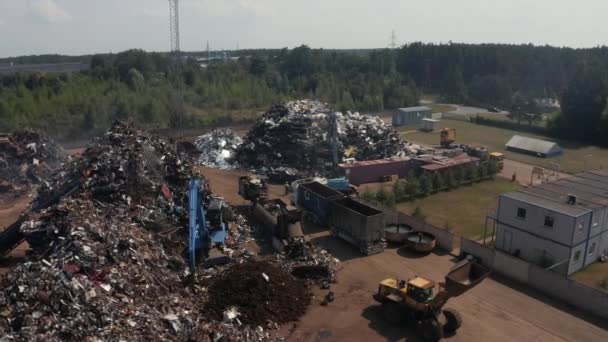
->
[200,167,608,342]
[282,234,608,342]
[195,166,289,205]
[500,159,569,186]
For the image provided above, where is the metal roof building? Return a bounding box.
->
[494,170,608,275]
[505,135,562,158]
[392,106,432,127]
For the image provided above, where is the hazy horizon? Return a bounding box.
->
[1,0,607,58]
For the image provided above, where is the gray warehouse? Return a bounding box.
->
[392,106,432,127]
[493,170,608,275]
[505,135,562,158]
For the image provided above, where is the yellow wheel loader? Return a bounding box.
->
[373,258,490,341]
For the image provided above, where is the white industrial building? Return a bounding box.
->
[493,170,608,275]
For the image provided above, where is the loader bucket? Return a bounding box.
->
[444,259,490,296]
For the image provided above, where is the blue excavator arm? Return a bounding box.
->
[188,179,210,269]
[188,178,228,270]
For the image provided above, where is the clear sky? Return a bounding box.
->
[0,0,607,57]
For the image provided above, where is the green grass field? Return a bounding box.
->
[571,261,608,292]
[402,118,608,174]
[396,179,522,239]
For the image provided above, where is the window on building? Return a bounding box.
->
[544,216,554,228]
[517,208,527,219]
[577,223,584,232]
[573,250,581,263]
[589,242,597,255]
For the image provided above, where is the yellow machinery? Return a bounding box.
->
[489,152,504,171]
[373,259,490,341]
[439,128,456,147]
[344,145,357,158]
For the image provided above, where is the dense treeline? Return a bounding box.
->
[2,43,608,143]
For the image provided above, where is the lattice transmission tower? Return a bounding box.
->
[168,0,180,52]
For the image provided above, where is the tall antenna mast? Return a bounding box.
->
[390,30,397,49]
[168,0,180,53]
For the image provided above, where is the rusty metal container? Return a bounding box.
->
[405,231,436,253]
[339,157,411,186]
[384,224,413,244]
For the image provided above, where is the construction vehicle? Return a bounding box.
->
[489,152,504,171]
[188,179,227,269]
[373,258,490,341]
[238,175,268,202]
[439,128,456,148]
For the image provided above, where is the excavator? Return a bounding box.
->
[188,179,227,270]
[373,258,490,341]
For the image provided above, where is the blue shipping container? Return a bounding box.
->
[297,182,345,224]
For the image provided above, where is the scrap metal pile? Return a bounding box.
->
[235,100,407,178]
[194,129,242,169]
[0,131,65,199]
[195,100,408,179]
[0,122,314,341]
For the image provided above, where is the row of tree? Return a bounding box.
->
[361,161,500,207]
[3,43,608,142]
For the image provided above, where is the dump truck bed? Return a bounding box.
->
[329,197,385,254]
[444,259,491,296]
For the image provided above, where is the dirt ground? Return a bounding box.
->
[281,235,608,342]
[500,159,568,186]
[195,166,290,205]
[199,167,608,342]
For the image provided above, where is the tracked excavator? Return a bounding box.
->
[373,258,490,341]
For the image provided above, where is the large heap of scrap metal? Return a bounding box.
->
[0,122,312,341]
[234,100,407,179]
[0,130,65,199]
[194,128,242,169]
[0,122,202,340]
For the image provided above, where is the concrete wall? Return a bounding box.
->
[497,195,577,246]
[529,264,608,321]
[359,199,454,252]
[494,251,530,283]
[460,238,494,267]
[461,237,608,320]
[399,214,454,251]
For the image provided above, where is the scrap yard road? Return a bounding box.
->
[282,241,608,342]
[203,168,608,342]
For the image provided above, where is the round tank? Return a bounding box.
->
[405,231,436,253]
[384,224,413,244]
